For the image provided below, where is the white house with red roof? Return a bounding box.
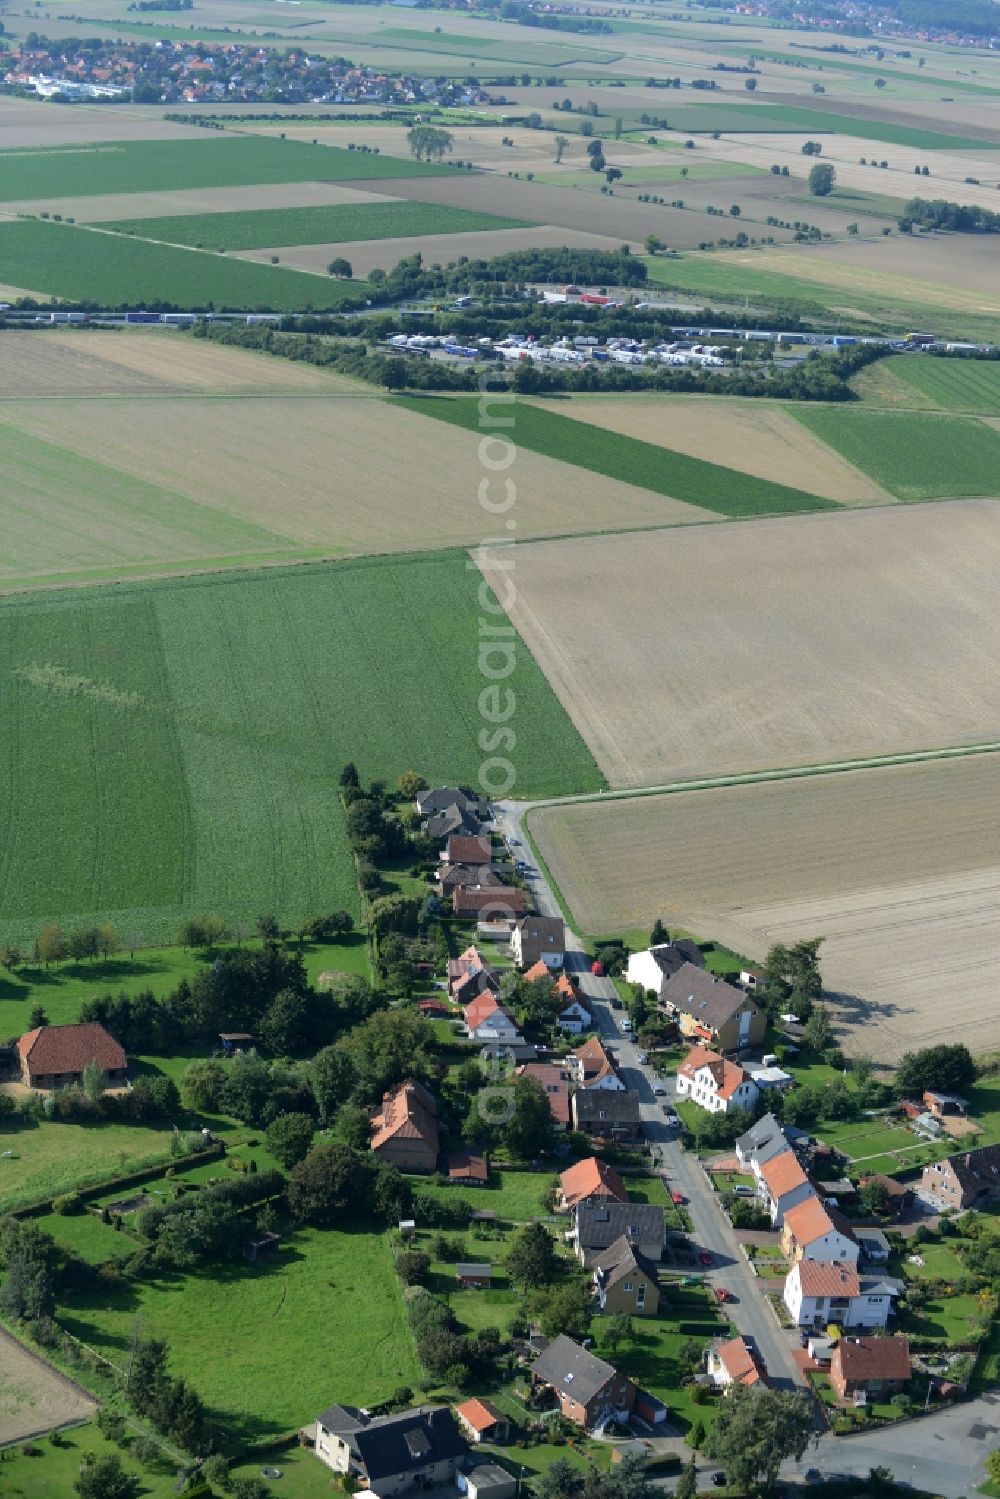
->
[783,1259,902,1330]
[706,1335,770,1389]
[463,992,519,1043]
[675,1044,759,1115]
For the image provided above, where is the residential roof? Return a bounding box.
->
[572,1036,620,1088]
[454,886,524,917]
[715,1336,769,1388]
[736,1112,792,1168]
[453,968,500,1004]
[572,1090,641,1127]
[659,963,758,1034]
[516,1064,570,1126]
[417,787,482,816]
[17,1022,126,1077]
[456,1264,492,1278]
[531,1334,623,1407]
[575,1202,666,1254]
[522,960,551,982]
[759,1150,810,1200]
[794,1260,861,1299]
[440,863,502,891]
[448,1151,489,1184]
[370,1079,439,1156]
[644,940,706,982]
[316,1405,466,1482]
[455,1399,503,1434]
[560,1157,630,1211]
[514,916,564,950]
[592,1234,660,1292]
[446,834,494,865]
[678,1044,750,1101]
[426,806,482,841]
[784,1196,858,1249]
[463,993,511,1031]
[833,1336,911,1385]
[937,1143,1000,1195]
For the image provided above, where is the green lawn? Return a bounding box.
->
[791,406,1000,500]
[103,200,533,250]
[413,1169,556,1222]
[899,1242,965,1281]
[0,1118,176,1214]
[0,554,600,948]
[600,1283,727,1432]
[398,395,838,517]
[58,1224,419,1442]
[32,1208,137,1264]
[0,135,449,203]
[0,1422,178,1499]
[0,220,368,312]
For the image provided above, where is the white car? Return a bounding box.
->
[636,1051,649,1064]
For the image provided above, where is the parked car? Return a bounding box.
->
[714,1287,735,1304]
[652,1083,666,1096]
[699,1250,714,1267]
[732,1185,755,1197]
[671,1191,686,1206]
[636,1050,649,1063]
[711,1474,726,1489]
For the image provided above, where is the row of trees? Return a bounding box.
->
[900,196,1000,234]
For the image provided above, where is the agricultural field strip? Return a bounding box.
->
[790,406,1000,501]
[0,553,600,947]
[100,200,535,249]
[397,394,837,517]
[526,755,1000,1061]
[882,357,1000,415]
[0,220,368,312]
[477,498,1000,787]
[0,135,452,202]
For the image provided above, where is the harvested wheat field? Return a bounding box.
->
[529,754,1000,1059]
[3,180,400,223]
[237,225,631,277]
[0,1327,95,1443]
[530,396,891,505]
[0,330,354,399]
[479,499,1000,787]
[0,98,202,149]
[2,393,713,562]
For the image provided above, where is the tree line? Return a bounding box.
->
[900,196,1000,234]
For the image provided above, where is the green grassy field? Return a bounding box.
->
[0,554,601,947]
[0,136,448,203]
[791,406,1000,500]
[886,357,1000,414]
[414,1169,555,1221]
[103,200,533,251]
[636,102,993,150]
[58,1223,419,1440]
[1,1423,178,1499]
[0,221,367,312]
[398,395,838,517]
[0,1119,175,1214]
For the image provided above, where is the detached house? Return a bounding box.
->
[735,1112,794,1171]
[442,834,493,867]
[559,1157,630,1214]
[448,945,499,1003]
[516,1063,571,1129]
[313,1404,465,1494]
[676,1045,759,1115]
[706,1336,769,1390]
[571,1089,641,1142]
[783,1260,902,1331]
[510,916,564,971]
[625,941,705,996]
[453,886,524,920]
[573,1202,666,1268]
[370,1079,439,1175]
[920,1144,1000,1211]
[530,1334,636,1430]
[592,1235,660,1317]
[569,1036,624,1091]
[830,1336,911,1405]
[658,964,765,1052]
[17,1022,126,1090]
[781,1197,860,1265]
[464,993,519,1044]
[754,1150,813,1228]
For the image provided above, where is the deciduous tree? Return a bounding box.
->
[704,1385,813,1493]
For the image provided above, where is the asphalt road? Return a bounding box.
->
[492,798,997,1495]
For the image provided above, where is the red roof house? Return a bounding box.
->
[17,1023,127,1089]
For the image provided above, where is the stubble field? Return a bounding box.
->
[0,1329,95,1446]
[529,394,892,504]
[479,499,1000,787]
[528,754,1000,1060]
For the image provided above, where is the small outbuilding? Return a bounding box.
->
[458,1463,517,1499]
[455,1263,493,1289]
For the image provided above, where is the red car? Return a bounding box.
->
[591,960,605,977]
[714,1287,734,1304]
[670,1191,686,1206]
[699,1250,714,1267]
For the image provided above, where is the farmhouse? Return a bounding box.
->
[559,1157,630,1213]
[920,1144,1000,1210]
[625,941,705,996]
[573,1202,666,1268]
[17,1022,126,1090]
[830,1337,911,1404]
[783,1260,902,1330]
[455,1399,509,1445]
[516,1063,571,1129]
[754,1150,814,1228]
[658,964,765,1051]
[676,1045,759,1115]
[706,1336,769,1390]
[453,886,525,919]
[510,916,564,971]
[781,1197,860,1265]
[530,1334,636,1430]
[569,1036,624,1091]
[313,1404,466,1494]
[370,1079,439,1175]
[592,1235,660,1316]
[571,1088,641,1141]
